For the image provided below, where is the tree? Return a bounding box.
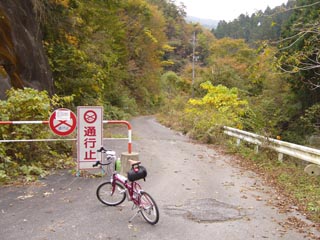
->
[40,0,170,113]
[212,2,294,43]
[147,0,193,72]
[204,38,256,93]
[183,82,248,141]
[278,0,320,91]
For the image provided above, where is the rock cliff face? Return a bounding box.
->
[0,0,53,99]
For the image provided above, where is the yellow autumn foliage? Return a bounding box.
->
[184,82,248,138]
[51,0,69,8]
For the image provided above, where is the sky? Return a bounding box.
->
[176,0,289,21]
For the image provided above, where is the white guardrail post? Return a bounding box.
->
[223,126,320,176]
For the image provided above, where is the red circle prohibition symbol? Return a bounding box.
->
[84,110,97,124]
[49,109,77,136]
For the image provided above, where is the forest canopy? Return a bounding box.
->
[209,0,320,143]
[0,0,318,144]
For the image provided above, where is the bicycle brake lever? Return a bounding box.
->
[97,147,105,153]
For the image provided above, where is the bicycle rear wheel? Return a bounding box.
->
[96,181,126,206]
[139,191,159,225]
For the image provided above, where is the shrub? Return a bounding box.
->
[184,82,248,142]
[0,88,74,184]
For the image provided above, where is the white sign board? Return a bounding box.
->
[77,106,103,170]
[56,109,71,121]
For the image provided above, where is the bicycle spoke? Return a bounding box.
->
[139,192,159,225]
[96,181,126,206]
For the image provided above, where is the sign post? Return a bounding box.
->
[49,108,77,136]
[77,106,103,171]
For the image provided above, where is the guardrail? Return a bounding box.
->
[0,120,132,153]
[223,126,320,167]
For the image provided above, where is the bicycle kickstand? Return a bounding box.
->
[129,209,141,223]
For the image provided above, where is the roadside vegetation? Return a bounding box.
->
[0,88,75,184]
[156,0,320,225]
[0,0,319,226]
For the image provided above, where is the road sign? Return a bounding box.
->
[49,108,76,136]
[77,106,103,170]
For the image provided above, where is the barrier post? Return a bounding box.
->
[103,120,132,153]
[103,120,138,174]
[120,152,139,175]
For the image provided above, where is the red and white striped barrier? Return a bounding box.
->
[0,120,132,153]
[103,120,132,153]
[0,121,49,125]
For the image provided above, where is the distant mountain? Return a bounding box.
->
[186,16,220,29]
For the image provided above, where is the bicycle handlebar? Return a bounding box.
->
[92,160,112,167]
[93,147,115,167]
[97,146,106,153]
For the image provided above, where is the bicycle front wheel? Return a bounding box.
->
[139,191,159,225]
[96,181,126,206]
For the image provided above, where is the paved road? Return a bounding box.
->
[0,116,319,240]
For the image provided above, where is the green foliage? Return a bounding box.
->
[277,0,320,109]
[3,88,51,120]
[212,1,294,42]
[41,0,173,114]
[271,0,320,142]
[46,41,104,107]
[147,0,193,73]
[157,94,189,132]
[208,1,320,143]
[203,38,298,141]
[205,38,257,92]
[0,170,9,183]
[104,104,131,121]
[161,71,189,98]
[32,0,320,144]
[0,88,74,184]
[299,104,320,137]
[243,61,292,138]
[0,89,52,163]
[159,37,295,143]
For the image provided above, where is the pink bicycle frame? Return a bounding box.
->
[111,172,142,205]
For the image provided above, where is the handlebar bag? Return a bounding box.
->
[127,166,147,181]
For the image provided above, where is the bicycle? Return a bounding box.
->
[93,147,159,225]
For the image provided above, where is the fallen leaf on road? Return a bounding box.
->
[17,194,33,200]
[43,192,52,197]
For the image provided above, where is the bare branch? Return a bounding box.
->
[269,1,320,17]
[277,32,308,50]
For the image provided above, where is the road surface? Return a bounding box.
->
[0,116,319,239]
